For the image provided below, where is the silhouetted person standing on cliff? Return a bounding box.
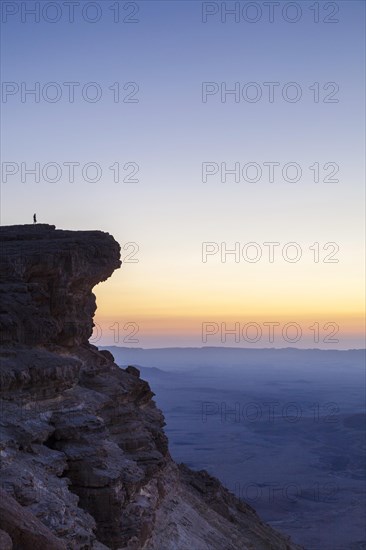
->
[33,213,37,224]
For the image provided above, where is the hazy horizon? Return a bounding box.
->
[103,343,366,351]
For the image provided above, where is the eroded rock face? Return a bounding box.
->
[0,224,121,347]
[0,225,303,549]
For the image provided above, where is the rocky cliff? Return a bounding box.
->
[0,224,302,550]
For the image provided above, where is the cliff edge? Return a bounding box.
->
[0,225,302,550]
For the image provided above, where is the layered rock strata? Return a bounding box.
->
[0,225,302,550]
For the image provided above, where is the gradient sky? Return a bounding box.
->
[1,0,365,348]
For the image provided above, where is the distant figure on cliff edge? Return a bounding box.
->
[33,213,37,224]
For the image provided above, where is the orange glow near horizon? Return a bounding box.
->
[93,288,365,349]
[92,237,365,349]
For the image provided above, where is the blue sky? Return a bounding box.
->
[1,1,365,348]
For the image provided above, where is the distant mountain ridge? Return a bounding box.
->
[105,345,364,372]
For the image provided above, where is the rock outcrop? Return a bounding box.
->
[0,225,302,549]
